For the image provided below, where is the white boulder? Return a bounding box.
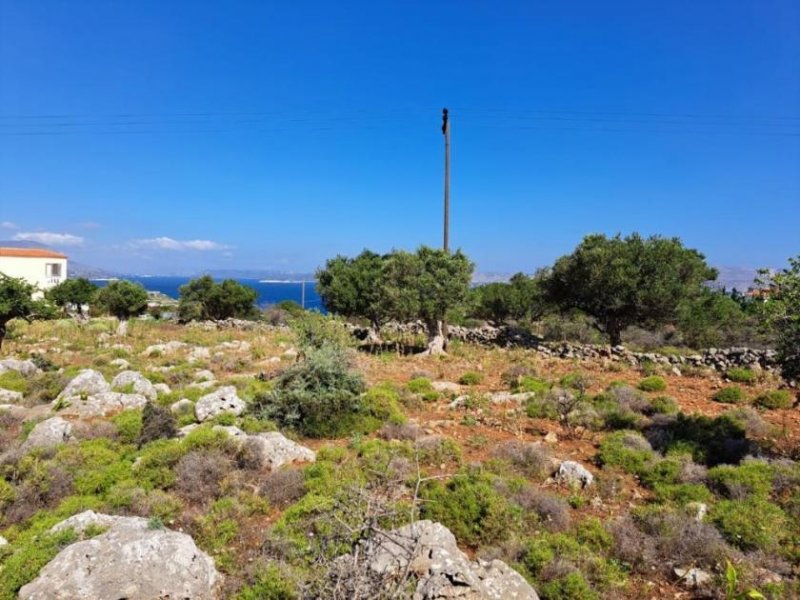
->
[194,386,245,422]
[111,371,157,401]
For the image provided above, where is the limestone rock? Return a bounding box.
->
[109,358,130,370]
[194,369,216,382]
[488,391,533,404]
[170,398,194,416]
[0,358,40,377]
[337,520,539,600]
[555,460,594,488]
[142,341,188,356]
[0,535,7,547]
[431,381,461,393]
[56,392,148,417]
[153,382,171,396]
[674,567,711,588]
[56,370,111,401]
[19,511,220,600]
[194,386,245,422]
[0,388,23,403]
[111,371,157,401]
[248,431,316,470]
[188,346,211,362]
[21,417,73,451]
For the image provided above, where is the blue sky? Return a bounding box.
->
[1,0,798,275]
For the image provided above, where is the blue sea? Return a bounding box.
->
[91,276,325,312]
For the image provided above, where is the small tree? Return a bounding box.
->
[177,275,257,322]
[382,246,474,354]
[46,278,98,319]
[0,275,54,350]
[96,280,149,335]
[469,272,548,325]
[543,233,717,345]
[317,250,386,341]
[757,256,800,382]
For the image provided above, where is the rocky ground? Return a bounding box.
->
[0,317,797,599]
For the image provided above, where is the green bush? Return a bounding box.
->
[598,431,657,475]
[407,377,433,394]
[538,572,599,600]
[0,371,27,394]
[111,409,142,444]
[649,395,679,414]
[458,371,483,386]
[726,368,756,384]
[713,386,746,404]
[362,384,405,425]
[754,390,793,410]
[250,345,375,438]
[658,413,748,466]
[707,460,774,499]
[234,564,296,600]
[288,312,353,350]
[515,376,551,395]
[0,528,78,599]
[421,470,521,546]
[637,376,666,392]
[652,482,713,505]
[710,497,789,552]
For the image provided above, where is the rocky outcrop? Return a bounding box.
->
[213,426,315,470]
[194,386,246,422]
[555,460,594,488]
[0,358,40,377]
[0,388,23,403]
[19,510,220,600]
[55,391,148,417]
[111,371,158,401]
[21,417,73,452]
[56,369,111,400]
[333,520,539,599]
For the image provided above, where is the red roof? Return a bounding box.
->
[0,247,67,259]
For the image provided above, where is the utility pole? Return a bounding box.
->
[442,107,450,253]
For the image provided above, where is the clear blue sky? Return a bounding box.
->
[1,0,798,275]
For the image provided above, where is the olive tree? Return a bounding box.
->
[177,275,257,322]
[46,277,98,319]
[382,246,474,354]
[757,256,800,382]
[316,250,386,341]
[96,280,149,335]
[0,275,54,350]
[469,272,548,325]
[543,233,717,345]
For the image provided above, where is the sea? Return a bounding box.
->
[91,276,325,312]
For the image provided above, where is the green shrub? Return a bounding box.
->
[526,395,558,419]
[637,376,666,392]
[710,497,788,552]
[707,460,774,499]
[754,390,793,410]
[538,572,599,600]
[726,368,756,384]
[0,371,27,394]
[288,312,353,350]
[598,431,657,475]
[458,371,483,386]
[407,377,433,394]
[514,376,551,395]
[713,386,746,404]
[362,384,405,425]
[559,372,592,391]
[234,564,296,600]
[0,528,78,599]
[649,395,679,414]
[652,482,713,505]
[421,470,521,546]
[250,345,374,438]
[658,413,748,466]
[111,409,142,444]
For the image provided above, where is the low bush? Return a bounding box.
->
[707,460,774,499]
[710,497,789,552]
[250,345,377,438]
[420,469,521,547]
[174,449,233,504]
[234,563,297,600]
[512,485,571,532]
[651,413,749,466]
[458,371,483,386]
[649,396,679,414]
[598,431,657,475]
[726,368,756,384]
[0,371,27,394]
[713,386,746,404]
[637,376,666,392]
[538,572,598,600]
[754,390,793,410]
[514,376,551,395]
[492,440,553,479]
[407,377,433,394]
[260,469,307,508]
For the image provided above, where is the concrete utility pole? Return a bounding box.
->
[442,107,450,253]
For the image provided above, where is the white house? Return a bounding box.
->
[0,247,68,293]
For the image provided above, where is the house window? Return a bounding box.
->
[46,263,62,278]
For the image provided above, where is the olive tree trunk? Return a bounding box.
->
[419,320,447,356]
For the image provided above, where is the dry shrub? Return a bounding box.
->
[492,440,554,479]
[378,422,423,441]
[725,407,773,439]
[138,401,177,447]
[513,485,570,532]
[3,466,73,526]
[260,468,307,507]
[595,470,625,500]
[72,420,117,441]
[0,412,23,452]
[501,364,537,389]
[235,437,264,471]
[174,449,233,504]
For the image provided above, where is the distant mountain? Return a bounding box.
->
[711,266,764,292]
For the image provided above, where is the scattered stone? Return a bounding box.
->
[56,370,111,401]
[142,341,188,356]
[177,423,200,438]
[188,346,211,362]
[216,340,251,352]
[170,399,194,416]
[214,428,315,470]
[448,395,468,409]
[55,392,148,417]
[0,358,40,377]
[674,567,712,588]
[543,431,559,444]
[109,358,130,370]
[111,371,157,401]
[153,383,171,396]
[21,416,73,451]
[195,386,245,422]
[212,425,247,439]
[555,461,594,488]
[686,501,708,521]
[282,348,298,360]
[0,388,23,403]
[488,391,533,404]
[431,381,461,393]
[194,369,216,382]
[0,535,7,547]
[19,511,220,600]
[335,520,539,600]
